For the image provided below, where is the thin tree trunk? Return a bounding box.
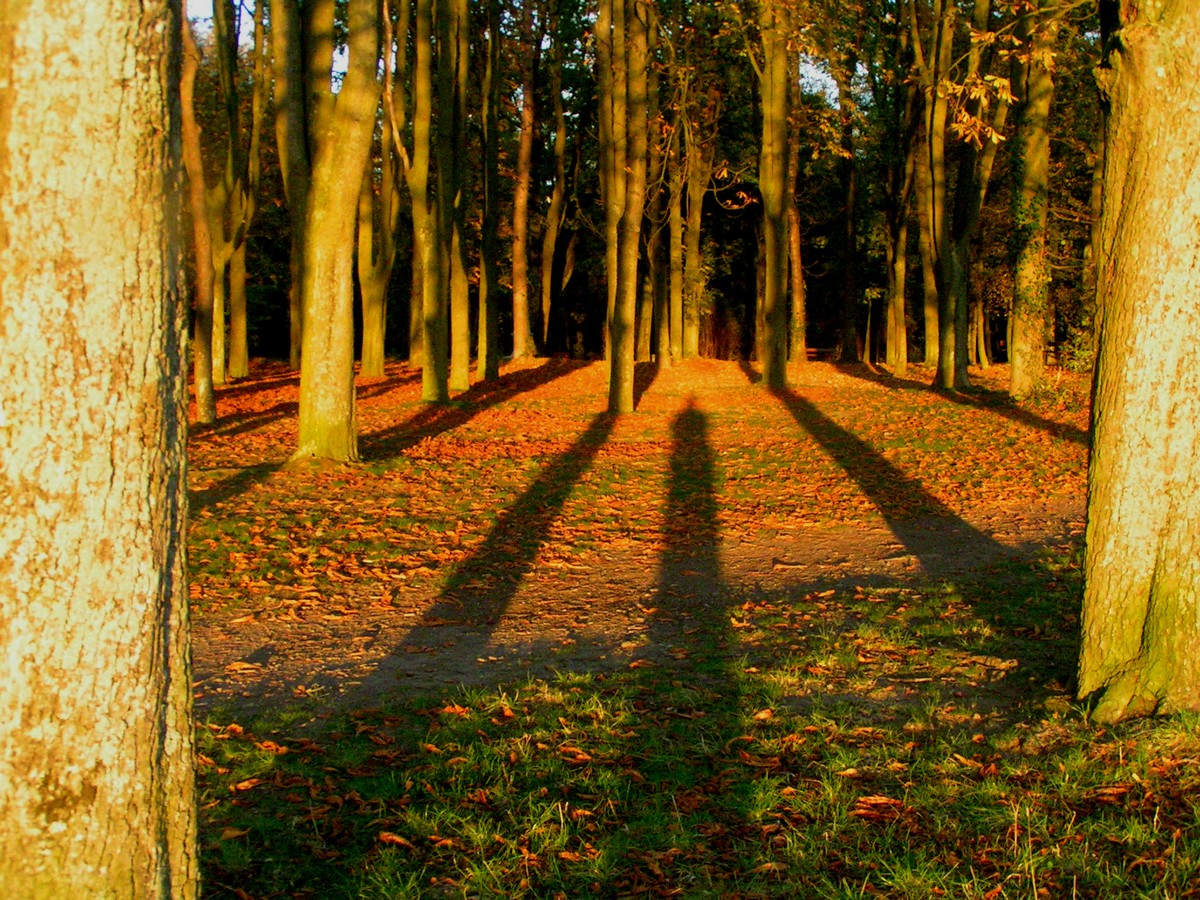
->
[0,2,196,893]
[756,0,790,387]
[914,135,939,366]
[541,0,568,350]
[477,0,502,380]
[181,18,217,424]
[511,0,539,359]
[668,124,685,362]
[609,0,650,412]
[786,73,807,366]
[834,56,860,363]
[443,0,471,391]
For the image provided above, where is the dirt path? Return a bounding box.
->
[191,495,1084,718]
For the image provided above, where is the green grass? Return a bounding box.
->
[196,553,1200,899]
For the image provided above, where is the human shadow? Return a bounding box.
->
[360,358,589,460]
[831,361,1089,448]
[741,363,1010,577]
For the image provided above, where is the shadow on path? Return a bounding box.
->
[832,361,1089,448]
[743,363,1009,577]
[360,359,588,459]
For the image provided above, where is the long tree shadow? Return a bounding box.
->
[832,361,1089,447]
[605,400,755,891]
[360,358,589,459]
[354,410,618,696]
[190,462,284,515]
[742,363,1011,576]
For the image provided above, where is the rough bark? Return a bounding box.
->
[1078,0,1200,723]
[295,0,381,459]
[0,1,196,894]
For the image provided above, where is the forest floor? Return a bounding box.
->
[188,357,1090,719]
[186,358,1200,899]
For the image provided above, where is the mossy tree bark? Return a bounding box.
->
[295,0,381,460]
[1077,0,1200,723]
[0,1,196,894]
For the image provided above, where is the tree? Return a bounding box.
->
[0,1,195,894]
[181,15,218,425]
[295,0,381,460]
[1008,0,1057,397]
[1077,0,1200,723]
[477,0,503,381]
[752,0,791,388]
[511,0,542,360]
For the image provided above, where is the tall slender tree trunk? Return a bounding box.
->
[181,18,217,424]
[1009,4,1056,398]
[511,0,539,359]
[668,125,685,362]
[609,0,650,413]
[0,2,196,894]
[541,0,569,351]
[295,0,381,460]
[442,0,471,391]
[786,74,807,366]
[270,0,311,371]
[477,0,502,380]
[598,0,628,361]
[914,135,939,366]
[1077,0,1200,723]
[834,57,860,363]
[756,0,789,388]
[682,120,712,358]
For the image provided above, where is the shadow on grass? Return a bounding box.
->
[190,462,284,515]
[360,358,589,460]
[831,361,1090,448]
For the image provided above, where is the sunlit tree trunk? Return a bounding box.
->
[1009,3,1056,398]
[913,135,939,366]
[755,0,789,388]
[541,0,569,351]
[0,2,195,894]
[598,0,627,360]
[477,0,502,380]
[682,111,713,358]
[668,123,685,362]
[409,0,446,399]
[609,0,650,412]
[786,73,807,367]
[358,0,408,381]
[295,0,381,460]
[511,0,539,359]
[270,0,310,370]
[180,17,216,424]
[440,0,471,391]
[1078,0,1200,723]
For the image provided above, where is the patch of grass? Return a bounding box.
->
[197,555,1200,898]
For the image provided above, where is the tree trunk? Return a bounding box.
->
[786,74,807,367]
[541,1,569,351]
[441,0,471,391]
[229,240,249,378]
[477,0,502,380]
[1009,4,1056,398]
[1077,0,1200,723]
[409,0,446,399]
[914,136,939,366]
[295,0,380,460]
[756,0,789,388]
[510,0,539,360]
[682,122,712,358]
[834,56,860,363]
[668,126,685,363]
[0,2,195,894]
[270,0,311,371]
[609,0,650,413]
[598,0,627,361]
[180,17,217,424]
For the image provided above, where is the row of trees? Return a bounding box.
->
[2,0,1198,894]
[182,0,1103,459]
